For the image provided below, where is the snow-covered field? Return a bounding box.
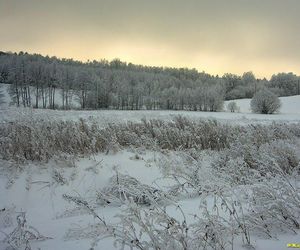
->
[1,149,300,250]
[226,95,300,115]
[1,104,300,125]
[0,150,165,250]
[1,83,300,125]
[1,85,300,250]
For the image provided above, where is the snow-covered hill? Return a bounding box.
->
[225,95,300,114]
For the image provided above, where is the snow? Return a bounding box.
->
[1,83,300,125]
[225,95,300,114]
[1,102,300,126]
[0,150,164,250]
[0,83,80,109]
[1,149,299,249]
[0,84,11,108]
[1,84,300,250]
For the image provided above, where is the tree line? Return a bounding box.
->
[0,51,299,111]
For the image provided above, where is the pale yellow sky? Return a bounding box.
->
[1,0,300,78]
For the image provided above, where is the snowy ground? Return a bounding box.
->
[1,96,300,126]
[1,83,300,125]
[1,85,300,250]
[0,150,163,250]
[0,83,81,109]
[1,150,299,250]
[1,104,300,126]
[226,95,300,115]
[0,150,299,250]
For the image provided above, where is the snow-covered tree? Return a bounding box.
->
[0,84,5,106]
[227,101,239,112]
[268,72,298,96]
[250,89,281,114]
[0,52,298,110]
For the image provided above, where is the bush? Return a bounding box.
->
[1,116,300,162]
[97,172,171,206]
[227,101,239,112]
[246,171,300,236]
[251,89,281,114]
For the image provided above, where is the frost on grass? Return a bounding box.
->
[96,172,173,206]
[64,223,108,244]
[246,169,300,237]
[52,169,68,186]
[1,116,300,249]
[0,206,15,229]
[2,116,300,163]
[63,182,257,250]
[2,213,51,250]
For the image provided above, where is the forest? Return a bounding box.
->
[0,51,299,111]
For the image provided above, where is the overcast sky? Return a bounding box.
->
[1,0,300,78]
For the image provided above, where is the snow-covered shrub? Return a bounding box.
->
[112,203,191,250]
[1,117,300,163]
[157,152,202,196]
[246,170,300,237]
[65,190,226,250]
[103,117,238,151]
[65,185,256,250]
[160,138,299,190]
[192,212,232,250]
[159,159,253,247]
[3,212,50,249]
[0,206,15,229]
[52,169,68,186]
[0,119,109,162]
[212,152,260,185]
[192,192,254,249]
[62,150,300,250]
[210,123,300,181]
[227,101,239,113]
[64,189,192,250]
[212,139,300,181]
[97,172,172,206]
[257,140,300,174]
[250,89,281,114]
[156,150,230,198]
[236,123,297,148]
